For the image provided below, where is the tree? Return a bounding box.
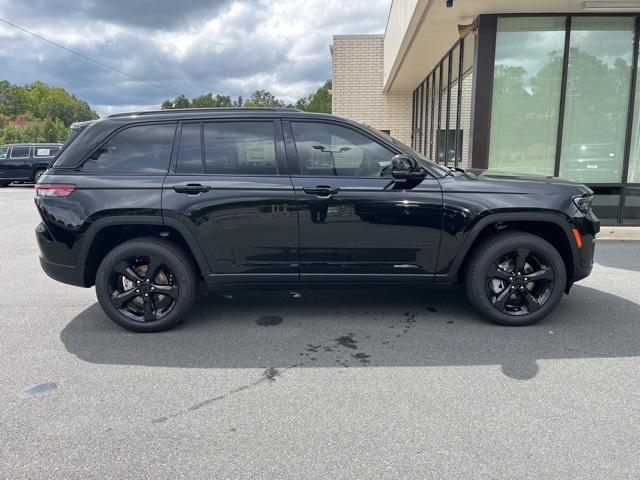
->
[242,90,285,108]
[158,80,332,112]
[0,80,98,143]
[295,80,332,113]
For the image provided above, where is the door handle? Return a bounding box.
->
[173,183,211,194]
[303,186,340,196]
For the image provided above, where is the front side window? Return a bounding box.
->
[204,121,277,175]
[10,146,30,158]
[0,147,8,160]
[83,123,176,174]
[291,122,395,177]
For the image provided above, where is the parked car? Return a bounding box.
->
[0,143,63,186]
[34,108,599,332]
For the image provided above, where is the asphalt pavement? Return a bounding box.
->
[1,185,640,479]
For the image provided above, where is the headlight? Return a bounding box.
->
[573,194,593,213]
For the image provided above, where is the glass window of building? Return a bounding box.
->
[559,17,634,183]
[489,17,565,175]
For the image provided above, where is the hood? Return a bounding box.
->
[456,168,593,195]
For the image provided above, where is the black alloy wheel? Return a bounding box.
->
[95,237,197,332]
[485,248,555,316]
[108,256,179,322]
[465,231,566,326]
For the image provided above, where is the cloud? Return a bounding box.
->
[0,0,391,116]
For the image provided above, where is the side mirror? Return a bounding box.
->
[391,154,426,181]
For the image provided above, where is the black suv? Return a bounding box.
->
[0,143,62,185]
[35,108,599,332]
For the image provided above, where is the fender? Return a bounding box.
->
[76,215,211,277]
[435,211,578,283]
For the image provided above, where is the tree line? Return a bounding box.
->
[161,80,331,113]
[0,80,98,144]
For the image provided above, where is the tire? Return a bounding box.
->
[95,237,198,332]
[33,169,46,183]
[465,231,566,326]
[0,182,8,187]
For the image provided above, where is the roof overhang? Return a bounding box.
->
[383,0,640,92]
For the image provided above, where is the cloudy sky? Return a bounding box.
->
[0,0,390,117]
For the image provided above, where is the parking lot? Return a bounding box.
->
[1,185,640,479]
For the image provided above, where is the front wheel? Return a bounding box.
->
[95,237,198,332]
[465,231,566,326]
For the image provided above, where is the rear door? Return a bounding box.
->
[162,118,299,285]
[284,119,443,283]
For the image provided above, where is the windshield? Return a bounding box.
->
[361,124,450,177]
[0,147,7,160]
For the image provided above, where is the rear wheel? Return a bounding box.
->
[465,231,566,326]
[95,237,198,332]
[33,169,46,183]
[0,181,8,187]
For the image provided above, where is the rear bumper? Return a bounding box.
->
[39,255,86,287]
[36,222,87,287]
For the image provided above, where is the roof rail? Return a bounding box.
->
[107,107,303,118]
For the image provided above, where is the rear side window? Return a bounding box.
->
[0,147,7,159]
[203,122,276,175]
[34,146,60,157]
[176,123,203,174]
[10,146,30,158]
[83,123,176,174]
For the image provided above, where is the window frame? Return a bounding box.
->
[10,146,31,159]
[169,118,286,177]
[284,119,400,179]
[80,121,178,175]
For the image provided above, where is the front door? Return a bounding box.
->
[284,120,443,283]
[162,119,299,285]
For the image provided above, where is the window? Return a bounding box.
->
[34,147,60,157]
[176,123,203,174]
[291,122,394,177]
[0,147,7,160]
[489,17,566,175]
[83,124,175,174]
[204,122,276,175]
[10,146,30,158]
[559,17,634,183]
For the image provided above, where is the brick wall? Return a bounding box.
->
[331,35,412,145]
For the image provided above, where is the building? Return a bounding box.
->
[331,0,640,224]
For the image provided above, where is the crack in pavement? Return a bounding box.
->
[151,367,283,424]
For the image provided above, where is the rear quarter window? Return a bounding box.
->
[82,123,176,174]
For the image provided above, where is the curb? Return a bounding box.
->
[598,227,640,241]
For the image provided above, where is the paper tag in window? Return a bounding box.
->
[37,148,50,156]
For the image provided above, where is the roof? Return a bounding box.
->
[1,143,63,147]
[107,107,303,119]
[97,107,341,125]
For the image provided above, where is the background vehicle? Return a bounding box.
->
[34,108,599,332]
[0,143,62,186]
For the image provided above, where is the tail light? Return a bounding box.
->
[34,184,76,197]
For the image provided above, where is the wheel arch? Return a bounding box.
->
[446,212,578,291]
[78,216,210,287]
